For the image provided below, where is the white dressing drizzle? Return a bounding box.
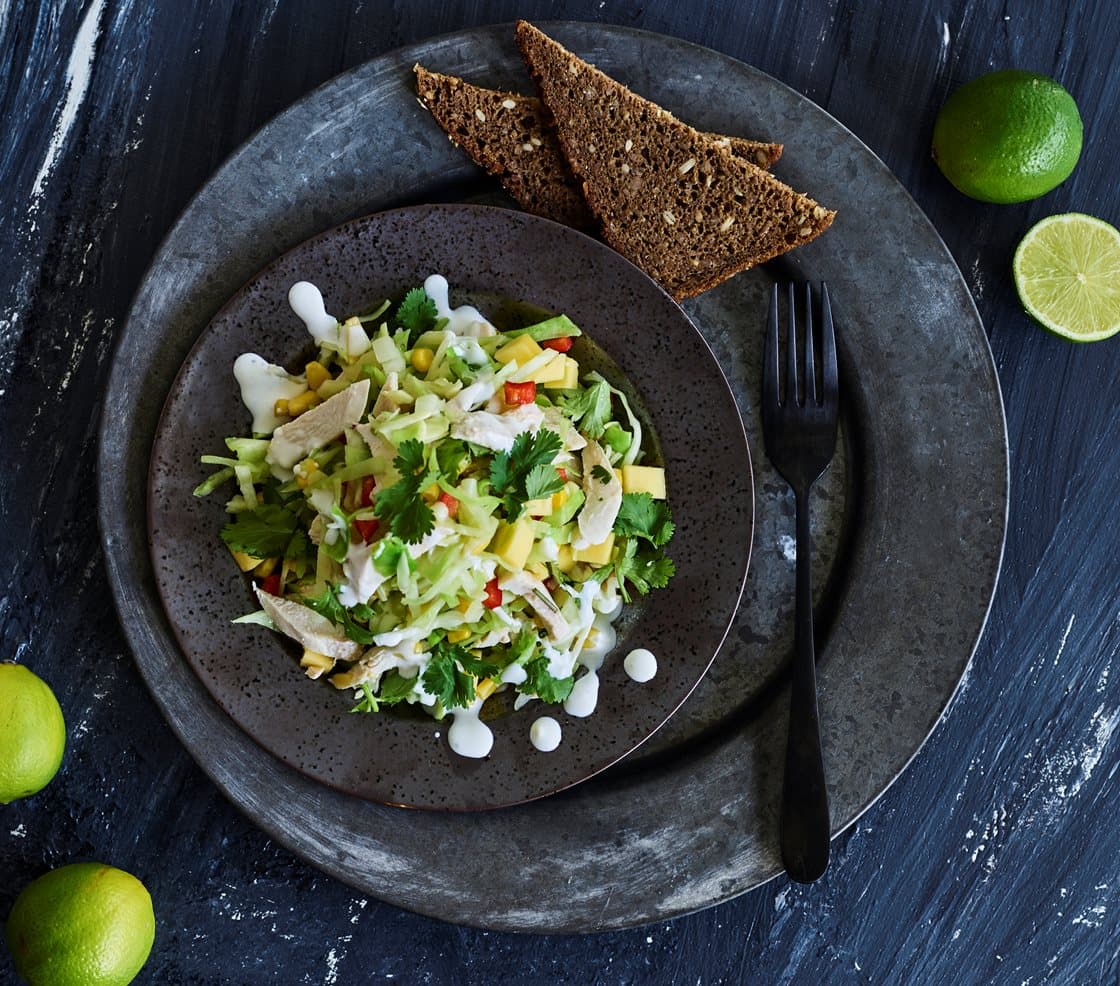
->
[530,717,562,752]
[233,354,305,434]
[448,701,494,758]
[288,281,339,343]
[624,648,658,683]
[564,670,599,718]
[424,274,496,336]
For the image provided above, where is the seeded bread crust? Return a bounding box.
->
[415,64,596,230]
[514,21,836,299]
[414,65,784,235]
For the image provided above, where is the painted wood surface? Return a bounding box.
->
[2,0,1119,982]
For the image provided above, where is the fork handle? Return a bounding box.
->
[780,487,831,883]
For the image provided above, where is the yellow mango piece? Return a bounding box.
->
[621,465,667,499]
[476,677,499,700]
[551,488,569,511]
[573,531,615,566]
[543,355,579,390]
[556,544,578,574]
[489,518,535,571]
[447,627,471,643]
[524,497,553,517]
[229,549,264,572]
[524,352,567,384]
[495,334,543,366]
[300,648,334,680]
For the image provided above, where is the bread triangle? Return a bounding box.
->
[415,65,784,236]
[515,21,836,299]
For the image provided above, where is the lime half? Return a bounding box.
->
[1013,213,1120,342]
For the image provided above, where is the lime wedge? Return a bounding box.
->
[1013,213,1120,342]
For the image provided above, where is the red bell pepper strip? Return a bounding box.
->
[482,578,503,609]
[352,518,380,544]
[360,476,376,508]
[438,491,459,517]
[541,336,573,353]
[503,380,537,406]
[260,573,281,596]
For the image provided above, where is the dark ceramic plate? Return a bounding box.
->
[99,23,1007,929]
[146,203,752,810]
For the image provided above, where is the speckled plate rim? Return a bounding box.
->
[97,22,1008,931]
[144,202,754,811]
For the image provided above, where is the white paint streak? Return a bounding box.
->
[1061,705,1120,798]
[324,947,341,985]
[1053,613,1075,665]
[30,0,106,206]
[778,534,796,562]
[9,824,27,838]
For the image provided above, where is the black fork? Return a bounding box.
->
[761,282,840,884]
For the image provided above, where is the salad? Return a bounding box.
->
[196,274,674,758]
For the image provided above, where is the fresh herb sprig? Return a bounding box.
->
[490,429,564,518]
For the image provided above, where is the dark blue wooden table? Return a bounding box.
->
[3,1,1119,982]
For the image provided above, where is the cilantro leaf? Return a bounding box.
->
[591,464,613,485]
[377,670,417,704]
[519,655,575,704]
[614,539,676,601]
[458,651,503,681]
[489,429,563,518]
[303,585,376,644]
[559,380,612,439]
[421,641,478,710]
[524,463,564,501]
[220,504,300,558]
[613,493,675,547]
[395,287,438,344]
[373,438,435,543]
[349,671,417,713]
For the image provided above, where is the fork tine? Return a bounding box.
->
[764,283,779,408]
[803,282,817,405]
[820,282,838,405]
[786,283,799,406]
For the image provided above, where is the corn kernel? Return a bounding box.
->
[273,398,290,418]
[476,677,498,700]
[288,389,322,416]
[457,597,473,614]
[410,347,434,372]
[305,361,331,390]
[421,482,441,503]
[447,627,471,643]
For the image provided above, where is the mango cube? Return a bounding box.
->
[524,497,554,517]
[495,334,543,366]
[489,518,535,570]
[573,531,615,566]
[525,352,568,384]
[556,544,578,574]
[543,355,579,390]
[621,465,667,499]
[229,548,264,572]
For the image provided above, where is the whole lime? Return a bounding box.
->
[5,862,156,986]
[932,69,1082,203]
[0,662,66,804]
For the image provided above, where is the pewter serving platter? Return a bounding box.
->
[98,22,1007,930]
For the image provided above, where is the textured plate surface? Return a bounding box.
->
[147,203,752,810]
[98,22,1007,930]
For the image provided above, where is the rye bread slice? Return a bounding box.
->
[415,65,595,230]
[413,65,783,234]
[514,21,836,299]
